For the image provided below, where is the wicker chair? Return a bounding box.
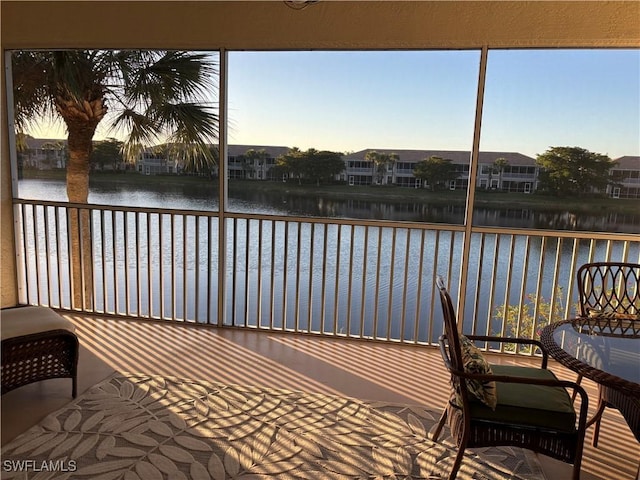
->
[431,277,588,480]
[1,306,79,397]
[575,262,640,447]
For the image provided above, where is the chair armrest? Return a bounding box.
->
[464,334,548,368]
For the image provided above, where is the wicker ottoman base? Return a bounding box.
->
[1,307,79,397]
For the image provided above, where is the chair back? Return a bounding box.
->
[577,262,640,316]
[436,276,465,374]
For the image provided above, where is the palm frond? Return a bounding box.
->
[112,109,161,163]
[160,102,219,171]
[50,51,107,103]
[11,51,58,131]
[125,51,217,107]
[152,102,219,142]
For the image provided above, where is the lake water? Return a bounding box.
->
[16,177,640,232]
[15,178,640,343]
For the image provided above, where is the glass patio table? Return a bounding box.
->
[540,317,640,442]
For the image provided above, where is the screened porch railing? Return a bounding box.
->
[13,199,640,351]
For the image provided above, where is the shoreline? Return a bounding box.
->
[19,169,640,215]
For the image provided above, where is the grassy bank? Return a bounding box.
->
[20,169,640,214]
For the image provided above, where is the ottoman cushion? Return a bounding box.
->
[1,306,75,340]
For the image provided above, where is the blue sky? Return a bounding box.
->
[227,49,639,159]
[32,48,639,159]
[228,50,479,154]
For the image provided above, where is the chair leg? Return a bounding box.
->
[448,445,466,480]
[571,374,583,402]
[431,407,448,441]
[587,397,607,447]
[591,415,603,448]
[571,447,584,480]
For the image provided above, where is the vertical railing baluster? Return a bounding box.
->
[99,210,109,313]
[549,236,563,328]
[294,222,302,332]
[400,228,411,342]
[359,226,369,339]
[307,223,315,333]
[90,207,97,312]
[320,224,328,334]
[136,212,142,316]
[32,204,41,305]
[112,210,118,315]
[499,235,516,351]
[171,213,176,321]
[270,220,277,330]
[531,236,545,344]
[486,234,500,338]
[333,224,342,336]
[208,217,214,325]
[282,220,289,332]
[413,229,426,344]
[156,212,161,319]
[244,219,251,328]
[427,231,440,344]
[372,227,382,339]
[516,236,532,340]
[587,238,597,264]
[229,218,237,326]
[124,211,131,316]
[55,206,63,308]
[257,219,264,328]
[346,225,356,338]
[195,215,201,322]
[568,237,580,315]
[445,232,455,296]
[472,233,485,336]
[66,206,74,310]
[20,204,30,304]
[386,228,398,341]
[43,205,53,306]
[147,212,153,318]
[182,214,187,321]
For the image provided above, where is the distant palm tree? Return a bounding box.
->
[365,151,398,185]
[40,140,67,169]
[493,157,509,190]
[11,50,219,308]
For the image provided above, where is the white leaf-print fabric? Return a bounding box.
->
[2,373,544,480]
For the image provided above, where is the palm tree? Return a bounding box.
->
[493,157,509,191]
[365,151,398,185]
[11,50,219,308]
[40,140,67,169]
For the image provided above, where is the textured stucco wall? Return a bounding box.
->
[0,1,638,307]
[1,1,639,49]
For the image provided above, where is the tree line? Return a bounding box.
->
[28,137,625,198]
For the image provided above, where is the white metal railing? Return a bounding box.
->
[14,198,640,351]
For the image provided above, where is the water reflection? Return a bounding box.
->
[16,178,639,343]
[17,177,640,232]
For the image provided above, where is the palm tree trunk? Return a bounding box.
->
[66,125,94,310]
